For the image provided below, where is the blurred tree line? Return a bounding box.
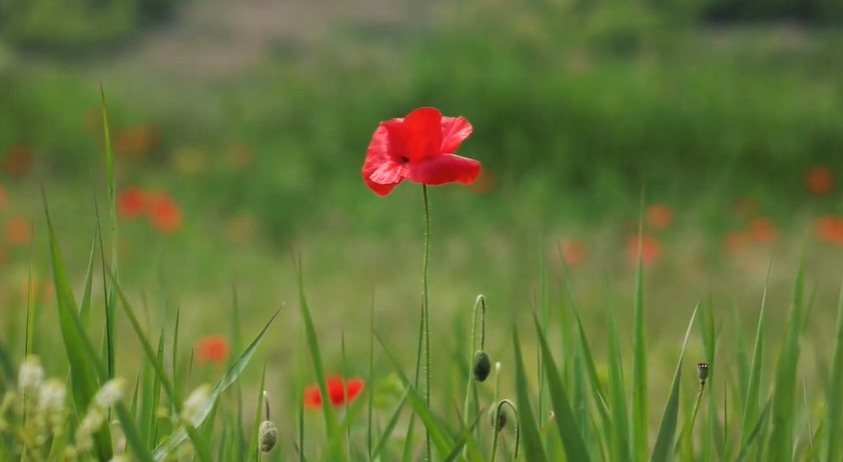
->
[0,0,182,53]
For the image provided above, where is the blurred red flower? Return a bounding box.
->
[118,187,148,219]
[815,215,843,246]
[805,166,834,196]
[723,230,750,255]
[114,125,161,156]
[748,217,777,244]
[303,376,364,409]
[149,194,183,233]
[645,203,674,230]
[362,107,480,196]
[196,335,229,365]
[626,235,661,266]
[4,217,31,246]
[558,240,587,267]
[4,145,33,177]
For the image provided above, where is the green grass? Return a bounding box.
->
[2,63,843,461]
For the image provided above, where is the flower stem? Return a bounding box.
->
[685,383,706,455]
[421,184,432,462]
[462,295,486,460]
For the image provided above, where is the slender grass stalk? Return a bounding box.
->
[462,295,487,460]
[420,184,432,462]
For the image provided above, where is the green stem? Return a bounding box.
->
[421,184,432,462]
[490,399,520,462]
[462,295,487,460]
[685,383,706,456]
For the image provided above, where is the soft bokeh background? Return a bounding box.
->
[2,0,843,435]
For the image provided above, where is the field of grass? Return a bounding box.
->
[1,0,843,460]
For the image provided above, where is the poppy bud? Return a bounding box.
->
[259,420,278,453]
[697,363,709,383]
[473,351,491,382]
[490,405,507,432]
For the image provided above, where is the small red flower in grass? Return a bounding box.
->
[816,215,843,246]
[196,335,229,365]
[4,217,31,246]
[303,376,364,409]
[748,217,777,244]
[362,107,480,196]
[805,166,834,196]
[645,203,674,230]
[626,235,661,266]
[118,187,148,219]
[558,240,587,267]
[150,194,183,233]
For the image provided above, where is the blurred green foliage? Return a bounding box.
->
[2,0,843,243]
[0,0,183,53]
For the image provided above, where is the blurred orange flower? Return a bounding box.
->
[150,194,183,233]
[114,125,161,156]
[118,187,148,219]
[805,166,834,196]
[815,215,843,246]
[4,217,31,246]
[645,203,674,230]
[558,240,587,267]
[748,217,777,244]
[197,335,229,365]
[4,146,33,177]
[469,170,497,195]
[626,234,661,266]
[226,143,253,169]
[733,196,760,222]
[0,183,6,209]
[20,277,53,304]
[723,230,750,255]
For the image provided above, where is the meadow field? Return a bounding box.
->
[1,0,843,460]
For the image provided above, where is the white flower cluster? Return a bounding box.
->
[181,384,212,423]
[74,378,126,453]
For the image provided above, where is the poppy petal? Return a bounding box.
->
[363,124,410,196]
[303,386,322,409]
[440,116,473,153]
[405,154,481,186]
[402,108,442,161]
[345,378,364,402]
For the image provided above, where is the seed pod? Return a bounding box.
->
[697,363,709,382]
[259,420,278,453]
[490,406,507,432]
[473,351,491,382]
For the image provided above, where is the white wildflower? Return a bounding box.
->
[18,356,44,392]
[75,408,106,451]
[93,378,125,410]
[180,384,212,423]
[38,379,67,436]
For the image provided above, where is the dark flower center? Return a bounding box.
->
[399,156,409,163]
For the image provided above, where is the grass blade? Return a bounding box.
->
[631,202,649,462]
[824,271,843,462]
[649,303,698,462]
[512,324,549,462]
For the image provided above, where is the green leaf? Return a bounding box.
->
[151,304,283,460]
[513,324,549,462]
[631,202,649,462]
[99,83,119,380]
[649,303,698,462]
[824,271,843,462]
[533,314,592,462]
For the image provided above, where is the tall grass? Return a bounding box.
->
[0,91,837,462]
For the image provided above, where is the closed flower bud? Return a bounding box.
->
[473,351,491,382]
[490,405,507,432]
[697,363,709,382]
[259,420,278,453]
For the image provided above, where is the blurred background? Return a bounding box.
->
[1,0,843,418]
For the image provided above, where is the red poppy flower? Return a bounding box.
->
[805,166,834,196]
[558,240,587,267]
[118,187,148,219]
[748,217,777,244]
[723,230,750,255]
[4,145,33,177]
[626,234,661,266]
[196,335,229,365]
[149,194,183,233]
[4,217,31,246]
[816,215,843,246]
[362,107,480,196]
[303,376,364,409]
[645,203,674,230]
